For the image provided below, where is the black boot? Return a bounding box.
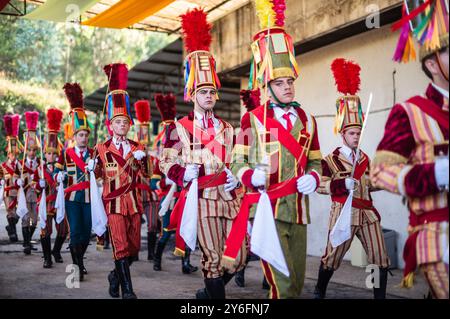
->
[29,226,38,251]
[313,263,334,299]
[69,245,84,282]
[108,270,120,298]
[80,243,88,275]
[104,229,110,250]
[41,236,53,268]
[75,245,85,281]
[235,267,246,287]
[153,241,165,271]
[115,258,137,299]
[373,267,389,299]
[5,217,18,242]
[22,227,31,255]
[147,231,156,261]
[204,277,226,299]
[181,247,198,274]
[51,236,66,263]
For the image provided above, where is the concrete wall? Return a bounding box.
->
[211,0,402,73]
[292,24,428,268]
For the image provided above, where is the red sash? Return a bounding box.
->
[2,162,15,176]
[66,148,88,172]
[44,169,56,188]
[408,96,449,130]
[223,177,299,261]
[252,107,308,163]
[64,181,89,194]
[166,171,228,255]
[178,117,227,163]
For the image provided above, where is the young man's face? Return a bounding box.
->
[111,116,131,137]
[268,77,296,104]
[26,147,36,159]
[45,152,57,163]
[74,130,90,148]
[425,46,449,84]
[193,88,217,111]
[342,127,361,149]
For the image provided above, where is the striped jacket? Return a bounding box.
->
[371,84,448,265]
[0,159,19,198]
[95,138,148,216]
[231,104,322,225]
[15,158,40,202]
[35,163,58,215]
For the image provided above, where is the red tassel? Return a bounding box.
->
[240,89,261,112]
[331,58,361,95]
[103,63,128,91]
[180,8,212,53]
[47,108,64,132]
[63,83,84,109]
[134,100,151,123]
[25,111,39,131]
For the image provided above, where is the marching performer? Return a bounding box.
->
[16,111,41,255]
[134,100,159,261]
[54,83,93,281]
[0,114,22,243]
[152,93,197,274]
[35,108,68,268]
[160,9,245,299]
[314,58,390,299]
[91,63,149,299]
[371,0,449,299]
[225,0,322,299]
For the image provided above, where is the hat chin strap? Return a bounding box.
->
[268,84,289,108]
[436,52,449,82]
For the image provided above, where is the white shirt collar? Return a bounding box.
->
[273,106,298,119]
[432,83,449,99]
[194,111,219,129]
[340,144,357,162]
[74,146,86,157]
[112,136,130,157]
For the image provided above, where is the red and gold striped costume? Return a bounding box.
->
[371,84,449,299]
[318,148,390,270]
[95,138,148,260]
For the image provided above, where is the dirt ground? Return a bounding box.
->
[0,206,429,299]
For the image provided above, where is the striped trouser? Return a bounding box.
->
[4,196,18,219]
[144,201,159,233]
[420,262,449,299]
[22,202,38,228]
[197,198,246,279]
[108,213,141,260]
[321,212,390,270]
[40,214,69,238]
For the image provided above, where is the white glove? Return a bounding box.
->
[345,178,356,191]
[224,168,239,192]
[0,179,4,187]
[16,178,24,187]
[251,168,266,188]
[297,174,317,195]
[30,174,34,181]
[133,150,146,161]
[165,178,175,186]
[183,164,199,183]
[435,157,449,188]
[56,172,66,183]
[39,179,46,188]
[87,159,97,172]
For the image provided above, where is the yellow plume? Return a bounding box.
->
[255,0,275,29]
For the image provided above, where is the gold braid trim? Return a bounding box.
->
[372,150,408,167]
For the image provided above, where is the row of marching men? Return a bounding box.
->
[1,0,449,300]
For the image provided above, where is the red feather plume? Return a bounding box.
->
[3,115,13,136]
[63,83,84,109]
[240,89,261,112]
[47,108,64,132]
[10,114,20,137]
[331,58,361,95]
[180,8,212,53]
[154,93,176,122]
[25,111,39,131]
[104,63,128,91]
[134,100,151,123]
